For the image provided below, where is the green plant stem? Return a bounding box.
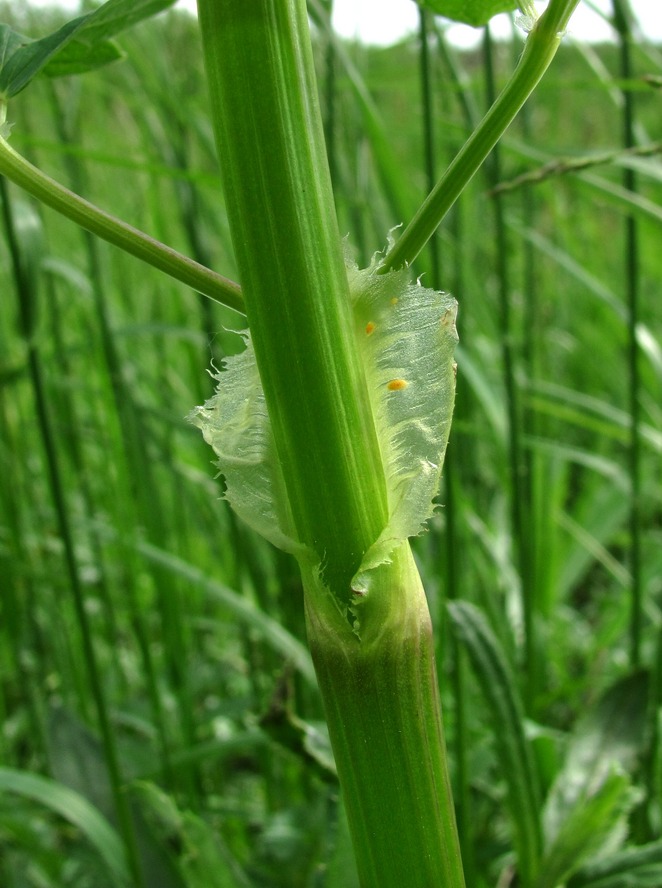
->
[418,9,441,283]
[0,134,244,314]
[322,0,338,191]
[195,1,464,883]
[449,601,542,887]
[305,543,465,887]
[196,0,387,596]
[416,21,474,879]
[613,0,649,844]
[46,81,179,792]
[380,0,580,272]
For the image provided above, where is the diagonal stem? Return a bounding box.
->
[380,0,580,272]
[0,134,244,313]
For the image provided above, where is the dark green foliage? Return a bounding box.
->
[448,600,542,885]
[0,0,177,99]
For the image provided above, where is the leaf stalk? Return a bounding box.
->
[380,0,581,272]
[0,134,244,313]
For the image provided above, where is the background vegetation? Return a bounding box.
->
[1,1,661,885]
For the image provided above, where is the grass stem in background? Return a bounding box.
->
[418,12,475,882]
[611,0,643,670]
[0,177,146,888]
[45,80,179,792]
[483,26,534,711]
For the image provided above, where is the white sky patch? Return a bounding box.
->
[19,0,662,47]
[331,0,419,44]
[331,0,662,47]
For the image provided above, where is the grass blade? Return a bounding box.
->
[128,537,316,686]
[448,599,542,886]
[0,766,130,886]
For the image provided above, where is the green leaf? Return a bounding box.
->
[43,0,179,79]
[415,0,520,28]
[70,0,178,44]
[346,250,458,593]
[47,708,186,888]
[0,766,130,886]
[537,769,640,888]
[543,671,649,843]
[0,0,177,99]
[540,671,649,886]
[190,249,458,604]
[131,782,253,888]
[0,26,28,76]
[569,840,662,887]
[44,38,124,78]
[0,18,87,99]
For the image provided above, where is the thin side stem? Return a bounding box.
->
[381,0,580,273]
[0,134,244,314]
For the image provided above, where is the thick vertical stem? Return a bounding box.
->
[304,544,465,887]
[196,0,387,598]
[195,2,464,883]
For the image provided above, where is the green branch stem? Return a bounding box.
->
[0,134,244,314]
[380,0,581,272]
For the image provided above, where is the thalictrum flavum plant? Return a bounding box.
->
[0,0,594,884]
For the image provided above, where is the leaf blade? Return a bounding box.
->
[0,0,178,98]
[414,0,520,30]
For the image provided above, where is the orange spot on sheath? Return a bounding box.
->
[390,297,398,306]
[365,321,376,335]
[387,378,408,391]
